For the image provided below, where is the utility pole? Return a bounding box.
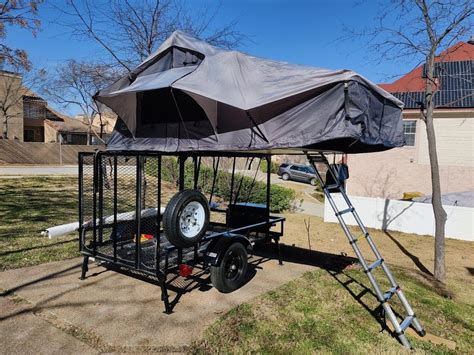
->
[58,133,63,165]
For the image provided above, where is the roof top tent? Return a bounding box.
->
[80,31,424,348]
[95,31,405,154]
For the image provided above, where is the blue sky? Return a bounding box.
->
[6,0,423,115]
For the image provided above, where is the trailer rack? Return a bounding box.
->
[79,151,285,313]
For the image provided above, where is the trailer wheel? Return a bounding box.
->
[211,242,248,293]
[163,189,210,248]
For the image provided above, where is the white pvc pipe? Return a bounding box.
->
[41,207,166,239]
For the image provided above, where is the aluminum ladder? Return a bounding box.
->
[306,152,426,348]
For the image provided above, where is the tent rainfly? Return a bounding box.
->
[95,31,406,153]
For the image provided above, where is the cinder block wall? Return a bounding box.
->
[0,141,102,165]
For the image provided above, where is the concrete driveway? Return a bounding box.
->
[0,247,317,353]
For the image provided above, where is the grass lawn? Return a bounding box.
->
[196,265,474,353]
[1,176,473,352]
[0,177,80,271]
[195,212,474,353]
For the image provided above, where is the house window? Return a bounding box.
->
[24,129,35,142]
[23,100,46,120]
[403,120,416,146]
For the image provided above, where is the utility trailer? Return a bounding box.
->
[79,151,285,313]
[81,30,427,347]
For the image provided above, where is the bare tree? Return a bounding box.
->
[57,0,246,71]
[43,60,117,144]
[348,0,473,283]
[0,71,23,138]
[0,0,43,71]
[44,0,245,145]
[0,70,43,139]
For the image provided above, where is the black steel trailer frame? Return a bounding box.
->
[78,150,285,313]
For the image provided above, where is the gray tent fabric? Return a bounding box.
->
[95,31,406,153]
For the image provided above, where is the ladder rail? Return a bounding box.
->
[313,164,386,301]
[307,152,425,348]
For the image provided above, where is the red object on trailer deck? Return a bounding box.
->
[179,264,193,277]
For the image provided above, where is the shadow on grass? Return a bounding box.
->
[383,231,453,298]
[252,243,399,341]
[0,238,76,257]
[383,231,433,276]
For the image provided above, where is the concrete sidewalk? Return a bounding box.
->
[0,297,97,354]
[0,166,77,176]
[0,253,314,352]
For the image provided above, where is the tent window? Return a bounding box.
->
[403,120,416,146]
[139,89,208,125]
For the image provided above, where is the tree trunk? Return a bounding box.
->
[424,54,447,283]
[87,126,91,145]
[2,118,8,139]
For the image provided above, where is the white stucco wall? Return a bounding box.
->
[346,113,474,199]
[324,193,474,241]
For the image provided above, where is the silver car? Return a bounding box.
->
[277,163,318,185]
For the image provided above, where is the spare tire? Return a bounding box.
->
[163,189,210,248]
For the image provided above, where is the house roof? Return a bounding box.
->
[379,42,474,109]
[45,115,90,134]
[21,85,73,122]
[379,42,474,92]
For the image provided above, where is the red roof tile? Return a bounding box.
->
[379,42,474,93]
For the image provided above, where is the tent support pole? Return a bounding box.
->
[246,111,269,143]
[178,156,186,191]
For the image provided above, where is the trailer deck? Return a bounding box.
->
[79,151,284,313]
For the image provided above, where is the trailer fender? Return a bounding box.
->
[205,234,252,266]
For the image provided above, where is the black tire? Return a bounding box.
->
[282,173,290,181]
[310,177,317,186]
[210,242,248,293]
[163,189,210,248]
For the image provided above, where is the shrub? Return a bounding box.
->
[402,191,424,200]
[260,159,279,174]
[155,157,295,212]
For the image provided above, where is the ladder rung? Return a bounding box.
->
[342,279,354,286]
[400,315,415,332]
[307,154,324,159]
[365,258,384,273]
[349,232,369,244]
[355,288,370,300]
[308,158,325,163]
[383,286,399,302]
[336,207,354,216]
[324,183,340,190]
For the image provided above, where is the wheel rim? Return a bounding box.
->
[179,201,205,238]
[224,250,244,281]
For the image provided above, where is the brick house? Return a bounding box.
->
[0,70,114,145]
[346,41,474,199]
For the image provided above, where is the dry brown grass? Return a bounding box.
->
[279,212,474,305]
